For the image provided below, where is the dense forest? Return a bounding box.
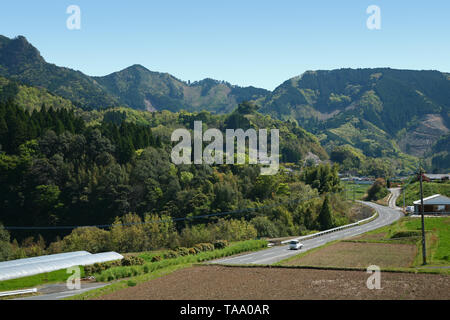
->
[0,99,358,261]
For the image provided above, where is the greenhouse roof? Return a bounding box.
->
[0,251,123,281]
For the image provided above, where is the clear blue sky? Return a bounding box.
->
[0,0,449,90]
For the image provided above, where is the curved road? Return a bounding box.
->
[211,188,403,265]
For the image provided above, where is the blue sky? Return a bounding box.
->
[0,0,449,90]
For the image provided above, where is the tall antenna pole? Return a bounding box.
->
[418,167,427,265]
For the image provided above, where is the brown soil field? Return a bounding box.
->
[96,265,450,300]
[282,242,417,268]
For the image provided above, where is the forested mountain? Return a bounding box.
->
[0,35,268,112]
[258,69,450,160]
[94,65,269,113]
[428,133,450,172]
[0,35,118,109]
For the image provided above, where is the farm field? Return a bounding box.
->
[94,265,450,300]
[341,182,371,200]
[280,242,417,268]
[280,216,449,270]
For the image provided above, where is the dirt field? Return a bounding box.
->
[96,265,450,300]
[282,242,417,268]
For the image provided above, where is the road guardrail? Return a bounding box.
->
[280,210,378,244]
[0,288,38,297]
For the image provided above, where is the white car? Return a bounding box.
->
[289,240,303,250]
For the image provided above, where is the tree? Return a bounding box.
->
[318,196,333,230]
[0,224,12,261]
[250,216,279,238]
[366,178,389,201]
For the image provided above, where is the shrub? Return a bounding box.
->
[199,243,215,251]
[213,240,228,250]
[127,280,137,287]
[84,260,122,276]
[121,256,145,266]
[188,248,196,255]
[131,267,139,276]
[151,255,162,262]
[366,178,389,201]
[176,247,190,256]
[164,250,179,259]
[191,246,201,254]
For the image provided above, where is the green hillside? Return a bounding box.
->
[0,35,119,109]
[0,76,75,112]
[428,134,450,172]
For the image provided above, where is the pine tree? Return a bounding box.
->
[318,195,333,230]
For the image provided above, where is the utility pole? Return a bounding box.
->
[353,183,356,202]
[403,184,406,212]
[418,167,427,265]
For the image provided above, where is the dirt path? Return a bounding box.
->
[96,266,450,300]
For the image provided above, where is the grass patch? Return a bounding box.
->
[0,267,85,291]
[403,218,450,265]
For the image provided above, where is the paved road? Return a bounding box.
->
[13,282,109,301]
[211,190,403,265]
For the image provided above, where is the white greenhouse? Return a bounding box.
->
[0,251,123,281]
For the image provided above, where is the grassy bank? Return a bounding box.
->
[0,267,85,292]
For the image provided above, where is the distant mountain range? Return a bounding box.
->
[1,35,449,168]
[0,35,268,113]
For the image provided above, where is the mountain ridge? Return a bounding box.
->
[1,35,449,168]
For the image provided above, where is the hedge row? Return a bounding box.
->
[149,241,228,262]
[94,239,267,282]
[84,256,145,276]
